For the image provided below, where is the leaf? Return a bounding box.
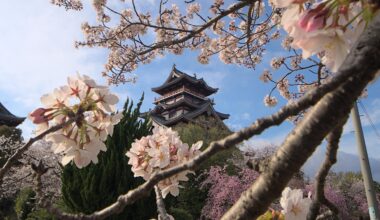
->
[257,211,273,220]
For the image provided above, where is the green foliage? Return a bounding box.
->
[174,115,241,171]
[257,211,273,220]
[166,115,242,219]
[61,95,156,219]
[26,209,56,220]
[257,211,284,220]
[172,174,208,218]
[14,188,35,220]
[170,207,193,220]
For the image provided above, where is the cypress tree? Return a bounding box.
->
[61,95,156,219]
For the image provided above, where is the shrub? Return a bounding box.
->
[14,188,35,220]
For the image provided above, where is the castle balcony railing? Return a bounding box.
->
[154,86,206,103]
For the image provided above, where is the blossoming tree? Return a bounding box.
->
[0,0,380,219]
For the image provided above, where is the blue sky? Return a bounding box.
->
[1,1,380,178]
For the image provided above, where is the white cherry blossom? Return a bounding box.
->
[30,73,121,168]
[280,187,312,220]
[126,126,203,198]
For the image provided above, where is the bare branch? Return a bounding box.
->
[155,186,170,220]
[222,13,380,219]
[307,119,347,220]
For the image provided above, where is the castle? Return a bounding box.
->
[145,65,229,127]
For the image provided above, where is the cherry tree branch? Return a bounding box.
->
[307,120,346,220]
[0,117,76,185]
[154,186,170,220]
[45,35,371,219]
[111,0,254,81]
[222,13,380,219]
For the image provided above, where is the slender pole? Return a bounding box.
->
[351,102,379,220]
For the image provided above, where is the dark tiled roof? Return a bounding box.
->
[149,101,229,126]
[152,66,218,96]
[152,98,204,114]
[0,102,25,127]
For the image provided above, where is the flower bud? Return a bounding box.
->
[28,108,49,124]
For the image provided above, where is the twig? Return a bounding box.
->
[307,119,346,220]
[154,186,170,220]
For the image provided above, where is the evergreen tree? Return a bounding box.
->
[61,95,156,219]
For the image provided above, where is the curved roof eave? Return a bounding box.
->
[152,68,218,95]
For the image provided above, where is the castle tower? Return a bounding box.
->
[146,65,229,127]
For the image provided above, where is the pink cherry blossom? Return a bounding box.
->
[298,4,328,32]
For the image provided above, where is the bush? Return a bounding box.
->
[14,188,35,220]
[26,209,56,220]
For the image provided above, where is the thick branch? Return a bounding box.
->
[154,186,170,220]
[0,118,76,185]
[222,14,380,219]
[47,39,367,219]
[307,120,346,220]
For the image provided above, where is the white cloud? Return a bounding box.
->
[239,131,287,151]
[0,1,106,108]
[197,70,228,89]
[0,1,108,138]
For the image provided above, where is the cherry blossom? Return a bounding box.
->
[264,95,278,107]
[52,0,279,84]
[29,74,122,168]
[126,126,202,198]
[275,0,373,73]
[280,187,312,220]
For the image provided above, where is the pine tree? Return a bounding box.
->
[61,95,156,219]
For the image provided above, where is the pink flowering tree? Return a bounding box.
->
[0,0,379,219]
[200,166,259,220]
